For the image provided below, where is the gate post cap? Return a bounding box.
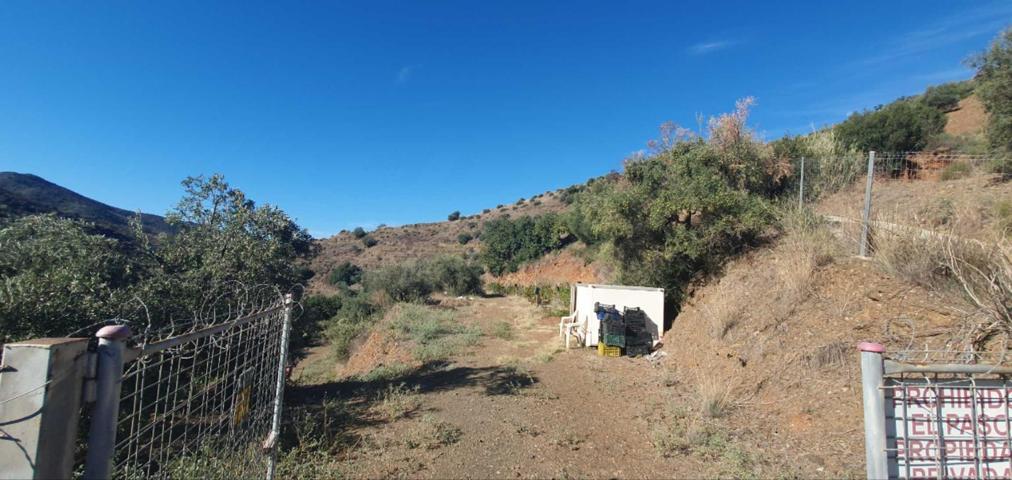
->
[97,325,132,340]
[858,342,885,353]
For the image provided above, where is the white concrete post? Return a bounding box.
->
[859,151,876,257]
[83,325,132,480]
[859,342,888,480]
[0,337,89,479]
[265,294,294,480]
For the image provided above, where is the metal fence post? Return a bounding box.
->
[859,342,888,480]
[265,294,294,480]
[859,151,876,257]
[83,325,132,480]
[798,156,805,209]
[0,337,89,479]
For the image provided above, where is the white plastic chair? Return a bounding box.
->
[559,314,584,349]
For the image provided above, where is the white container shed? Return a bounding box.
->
[566,283,665,347]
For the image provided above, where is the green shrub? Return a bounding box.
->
[940,161,972,180]
[482,209,491,214]
[364,262,433,302]
[835,99,946,152]
[293,294,342,356]
[921,81,974,112]
[0,174,314,343]
[322,294,378,360]
[480,214,568,275]
[567,101,778,305]
[352,227,367,239]
[448,211,461,221]
[970,28,1012,153]
[0,215,135,342]
[457,233,473,245]
[423,255,483,296]
[362,236,378,248]
[327,261,363,286]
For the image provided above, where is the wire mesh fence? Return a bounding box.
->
[82,288,293,479]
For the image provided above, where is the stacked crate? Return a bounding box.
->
[595,303,625,355]
[623,307,652,357]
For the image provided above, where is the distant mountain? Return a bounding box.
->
[0,172,173,240]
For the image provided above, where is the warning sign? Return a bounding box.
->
[887,379,1012,479]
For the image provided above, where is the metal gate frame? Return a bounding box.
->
[861,342,1012,479]
[82,293,294,479]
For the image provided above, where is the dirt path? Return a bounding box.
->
[288,296,709,479]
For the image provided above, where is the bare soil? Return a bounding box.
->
[945,95,987,136]
[489,247,608,287]
[290,295,724,479]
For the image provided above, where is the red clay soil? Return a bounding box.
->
[490,247,607,287]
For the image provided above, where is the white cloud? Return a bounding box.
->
[687,40,735,55]
[396,66,413,84]
[855,4,1012,66]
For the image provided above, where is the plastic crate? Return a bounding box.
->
[597,342,623,357]
[602,333,626,347]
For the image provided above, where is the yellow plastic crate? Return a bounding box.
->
[597,342,623,357]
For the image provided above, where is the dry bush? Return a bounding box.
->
[750,207,843,327]
[869,216,1011,351]
[696,373,739,419]
[872,229,952,290]
[946,238,1012,349]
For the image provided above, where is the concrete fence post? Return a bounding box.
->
[798,156,806,209]
[83,325,132,480]
[0,337,89,479]
[859,151,876,257]
[265,293,294,480]
[859,342,888,480]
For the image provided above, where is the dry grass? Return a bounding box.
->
[696,373,738,419]
[375,383,421,421]
[703,293,745,339]
[704,207,843,340]
[867,212,1012,350]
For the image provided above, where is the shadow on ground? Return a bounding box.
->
[281,361,539,455]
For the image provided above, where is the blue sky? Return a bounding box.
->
[1,1,1008,237]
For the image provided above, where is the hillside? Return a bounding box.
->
[290,166,1011,478]
[309,190,569,291]
[0,172,172,240]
